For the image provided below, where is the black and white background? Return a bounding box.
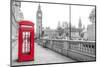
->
[0,0,100,67]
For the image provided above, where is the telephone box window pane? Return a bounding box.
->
[22,32,30,54]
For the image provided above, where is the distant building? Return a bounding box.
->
[36,4,42,38]
[43,27,58,39]
[87,23,95,41]
[62,21,69,35]
[62,21,68,29]
[78,17,82,29]
[70,26,81,39]
[78,17,83,35]
[81,29,88,40]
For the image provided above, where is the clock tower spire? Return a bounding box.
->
[36,4,42,38]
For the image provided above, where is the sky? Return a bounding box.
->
[20,1,95,32]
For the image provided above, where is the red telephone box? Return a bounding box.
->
[18,20,34,62]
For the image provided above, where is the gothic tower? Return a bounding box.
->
[78,17,82,29]
[36,4,42,38]
[78,17,83,35]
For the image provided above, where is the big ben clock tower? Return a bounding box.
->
[36,4,42,38]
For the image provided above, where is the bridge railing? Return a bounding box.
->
[68,40,95,55]
[37,38,96,61]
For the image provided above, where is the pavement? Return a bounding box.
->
[12,40,75,66]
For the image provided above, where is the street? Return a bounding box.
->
[12,41,75,66]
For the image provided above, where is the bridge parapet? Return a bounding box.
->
[37,39,96,61]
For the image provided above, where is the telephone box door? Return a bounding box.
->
[18,20,34,62]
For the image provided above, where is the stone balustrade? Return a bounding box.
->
[37,38,96,61]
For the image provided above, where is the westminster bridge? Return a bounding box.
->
[36,38,96,61]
